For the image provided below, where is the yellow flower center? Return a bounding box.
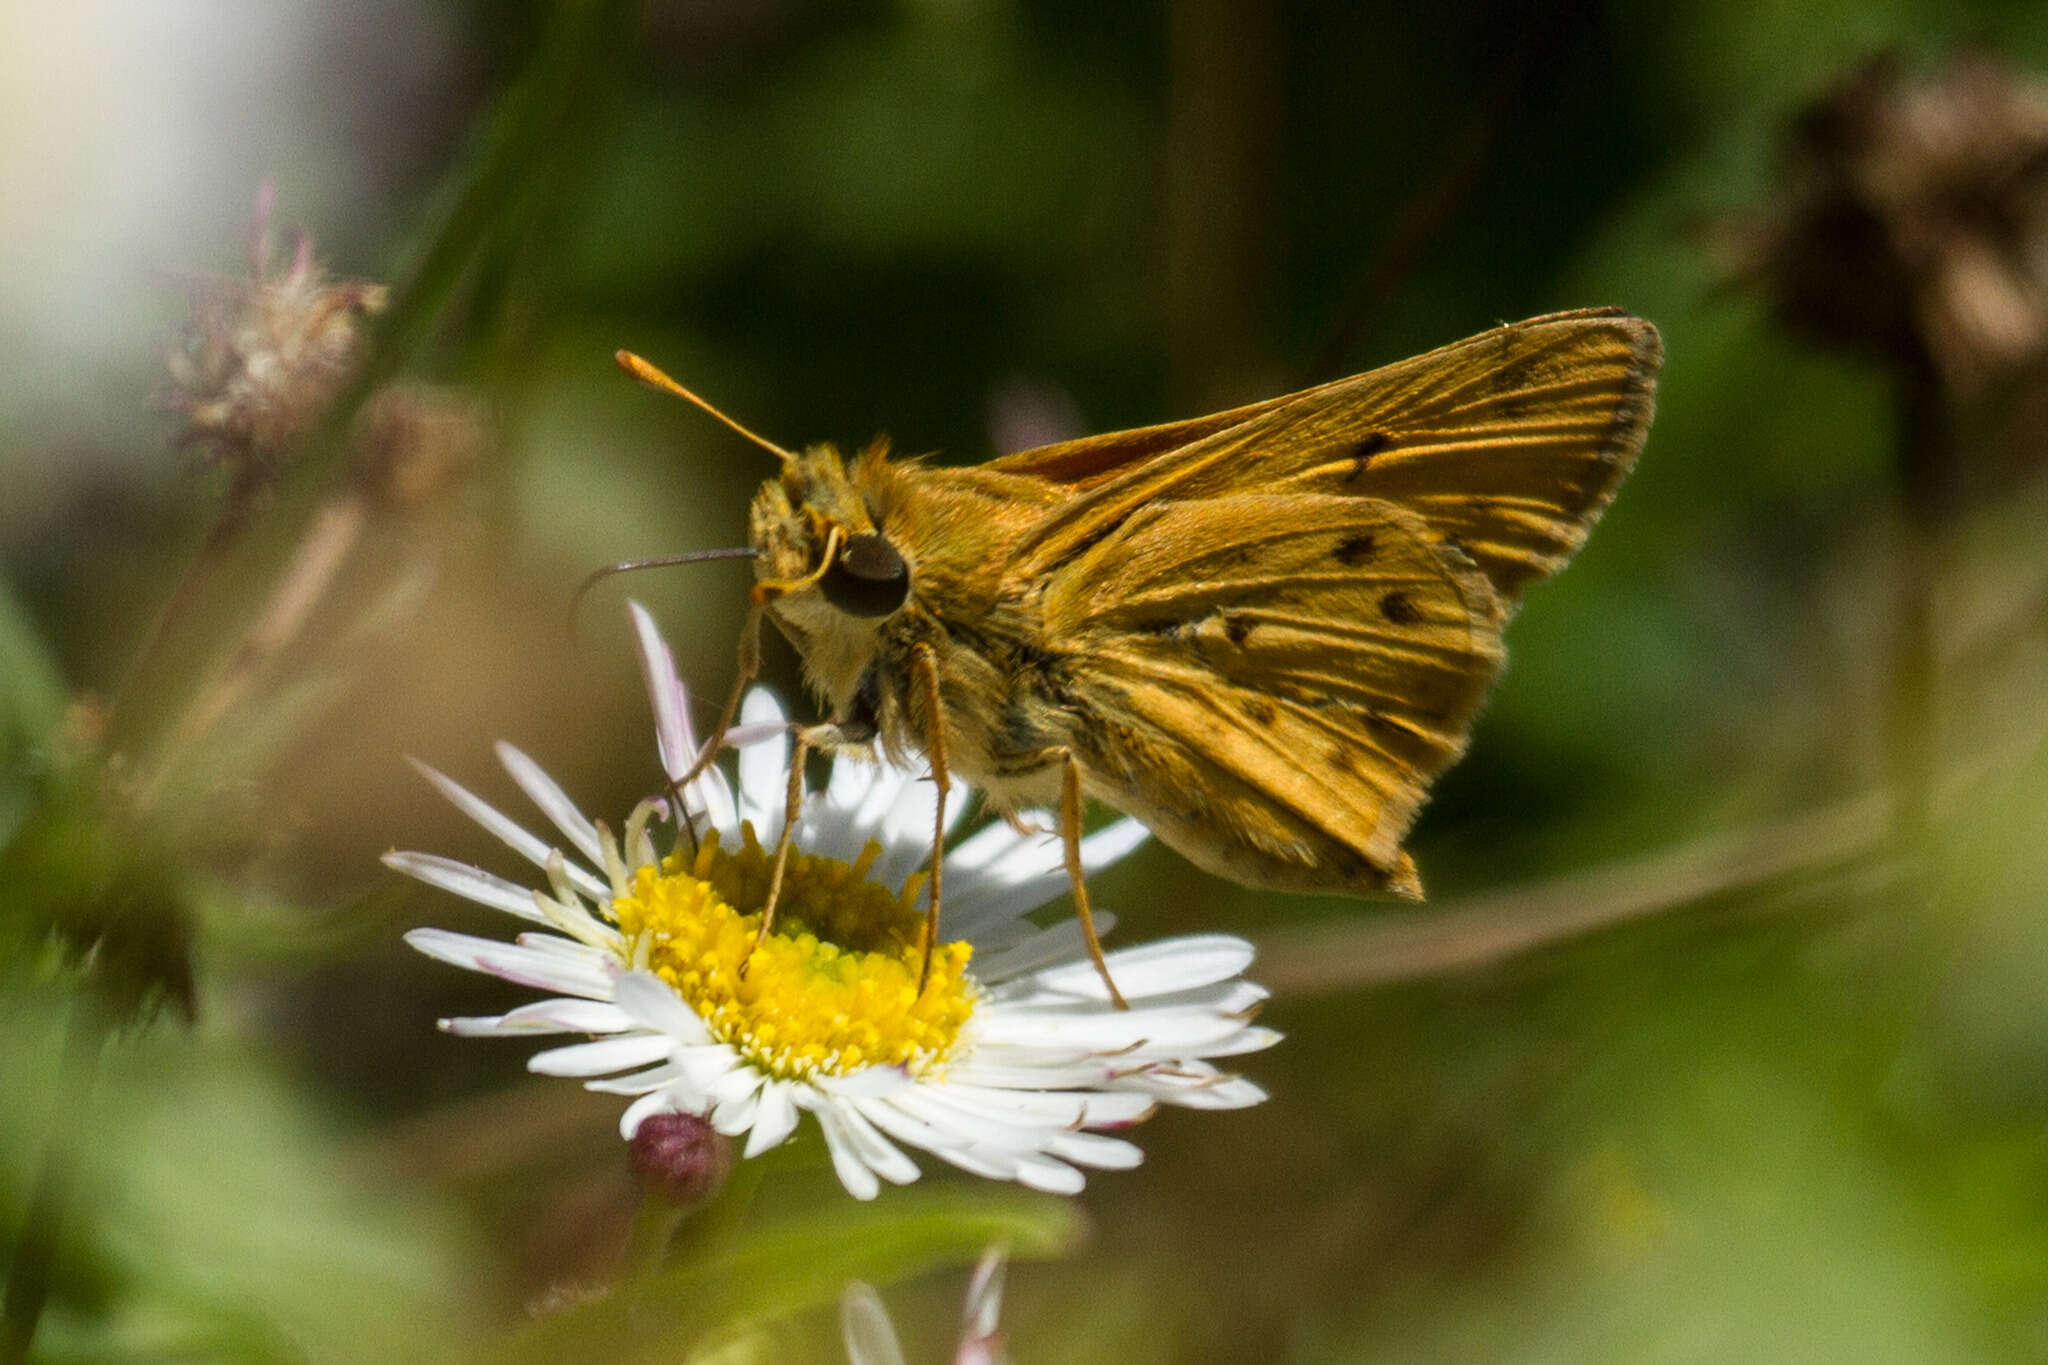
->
[609,826,975,1080]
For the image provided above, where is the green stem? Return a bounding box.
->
[661,1154,767,1271]
[0,994,108,1365]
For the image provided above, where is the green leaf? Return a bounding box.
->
[504,1183,1085,1364]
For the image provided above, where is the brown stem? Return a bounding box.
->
[132,490,369,811]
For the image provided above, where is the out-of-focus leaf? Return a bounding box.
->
[0,983,485,1364]
[505,1184,1084,1365]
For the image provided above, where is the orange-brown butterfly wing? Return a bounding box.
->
[1003,308,1662,607]
[1042,492,1506,897]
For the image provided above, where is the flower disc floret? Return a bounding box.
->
[611,826,975,1081]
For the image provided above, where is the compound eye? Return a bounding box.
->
[820,531,910,618]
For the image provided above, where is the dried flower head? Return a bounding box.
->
[164,202,386,495]
[352,385,491,509]
[1716,51,2048,392]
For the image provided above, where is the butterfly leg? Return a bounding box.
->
[744,720,848,973]
[910,643,951,993]
[1055,748,1128,1011]
[675,530,846,797]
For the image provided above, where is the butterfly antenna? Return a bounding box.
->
[569,547,760,638]
[616,350,796,465]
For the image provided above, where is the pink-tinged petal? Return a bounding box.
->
[496,742,605,867]
[406,759,609,901]
[528,1033,675,1077]
[961,1246,1007,1344]
[629,601,698,772]
[840,1283,907,1365]
[443,998,633,1037]
[404,928,611,997]
[382,851,553,923]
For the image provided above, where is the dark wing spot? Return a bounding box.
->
[1243,698,1277,728]
[1326,745,1360,777]
[1333,532,1377,566]
[1491,359,1536,393]
[1224,613,1254,646]
[1379,591,1422,625]
[1342,431,1393,482]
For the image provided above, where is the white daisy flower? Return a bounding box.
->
[390,604,1278,1201]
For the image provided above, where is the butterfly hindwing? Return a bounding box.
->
[1043,492,1504,896]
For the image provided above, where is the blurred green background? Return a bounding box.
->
[8,0,2048,1360]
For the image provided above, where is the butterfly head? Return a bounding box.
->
[752,442,913,623]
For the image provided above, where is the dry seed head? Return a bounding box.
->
[1716,51,2048,392]
[351,385,491,509]
[165,229,387,489]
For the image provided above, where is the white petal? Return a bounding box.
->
[1011,1154,1084,1195]
[586,1063,683,1097]
[945,1059,1140,1089]
[407,761,610,901]
[404,928,611,998]
[610,970,713,1045]
[1045,1130,1143,1169]
[971,915,1121,984]
[444,998,633,1037]
[620,1088,681,1139]
[735,690,791,841]
[863,1100,1018,1181]
[815,1105,882,1201]
[382,852,552,924]
[1029,934,1255,1001]
[1120,1066,1269,1109]
[528,1033,675,1077]
[825,750,880,810]
[496,742,606,868]
[840,1102,922,1186]
[970,1004,1253,1053]
[711,1086,760,1136]
[813,1066,913,1100]
[840,1283,907,1365]
[948,819,1147,929]
[744,1082,801,1157]
[874,774,940,892]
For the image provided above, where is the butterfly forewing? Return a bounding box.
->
[1003,309,1661,607]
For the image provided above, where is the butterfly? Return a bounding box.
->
[617,308,1661,1005]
